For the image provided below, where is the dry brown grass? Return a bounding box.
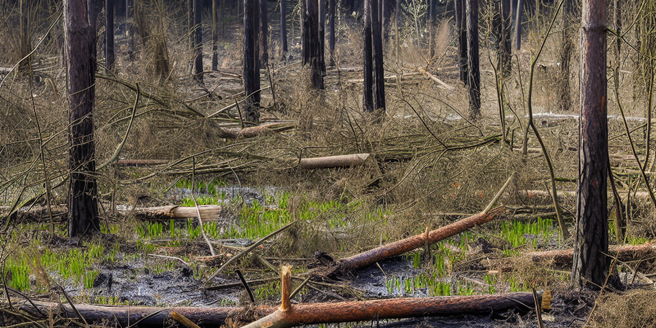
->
[590,289,656,328]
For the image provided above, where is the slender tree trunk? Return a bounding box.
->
[454,0,468,85]
[557,0,572,111]
[126,0,134,59]
[187,0,193,50]
[500,0,511,76]
[363,0,374,112]
[395,0,400,62]
[281,0,288,56]
[514,0,522,50]
[105,0,115,70]
[194,0,203,80]
[319,0,326,75]
[212,0,218,70]
[328,0,335,66]
[64,0,99,238]
[428,0,434,58]
[259,0,268,65]
[372,0,385,112]
[302,0,323,88]
[466,0,480,119]
[244,0,261,121]
[572,0,609,289]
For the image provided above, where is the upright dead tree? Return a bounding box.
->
[244,0,261,122]
[194,0,203,81]
[467,0,480,119]
[281,0,288,57]
[514,0,522,50]
[572,0,609,289]
[259,0,268,65]
[556,0,572,111]
[328,0,336,66]
[212,0,218,70]
[105,0,115,70]
[428,0,434,58]
[319,0,326,75]
[454,0,468,84]
[302,0,324,88]
[498,0,511,76]
[363,0,374,112]
[64,0,99,238]
[371,0,385,112]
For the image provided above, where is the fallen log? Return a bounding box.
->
[299,154,370,170]
[116,205,222,221]
[0,205,67,221]
[529,243,656,266]
[116,159,169,166]
[240,292,537,328]
[218,123,295,139]
[519,190,652,201]
[417,67,455,90]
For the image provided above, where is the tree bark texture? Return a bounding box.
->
[372,0,385,112]
[557,0,572,111]
[302,0,324,88]
[328,0,336,66]
[466,0,480,119]
[429,0,435,58]
[319,0,326,75]
[454,0,468,84]
[65,0,99,238]
[281,0,288,55]
[363,0,374,111]
[105,0,115,70]
[212,0,219,70]
[500,0,512,76]
[194,0,203,80]
[514,0,522,50]
[532,244,656,267]
[572,0,609,289]
[244,0,261,122]
[259,0,268,65]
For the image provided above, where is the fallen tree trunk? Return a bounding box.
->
[299,154,370,170]
[417,67,455,90]
[116,159,169,166]
[529,243,656,266]
[519,190,652,201]
[117,205,223,221]
[218,123,295,139]
[241,292,537,328]
[0,205,67,221]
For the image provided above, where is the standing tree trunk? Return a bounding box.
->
[259,0,268,65]
[466,0,480,119]
[187,0,193,50]
[454,0,468,85]
[281,0,288,57]
[372,0,385,112]
[105,0,115,70]
[328,0,335,66]
[244,0,261,122]
[514,0,522,50]
[363,0,374,112]
[64,0,99,238]
[500,0,511,77]
[572,0,609,289]
[319,0,326,75]
[302,0,324,89]
[212,0,218,70]
[395,0,400,62]
[557,0,572,111]
[194,0,203,81]
[428,0,434,58]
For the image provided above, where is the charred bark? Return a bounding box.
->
[371,0,385,112]
[557,0,572,111]
[499,0,512,76]
[319,0,326,75]
[259,0,268,65]
[466,0,480,119]
[328,0,335,66]
[244,0,261,122]
[302,0,324,88]
[105,0,115,70]
[194,0,203,81]
[454,0,468,84]
[572,0,609,289]
[514,0,522,50]
[363,0,374,111]
[212,0,218,71]
[281,0,288,56]
[64,0,99,238]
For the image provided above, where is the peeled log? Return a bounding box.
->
[241,292,537,328]
[299,154,370,170]
[219,123,295,139]
[338,206,506,271]
[529,243,656,266]
[117,205,222,221]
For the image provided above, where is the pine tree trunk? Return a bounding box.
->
[371,0,385,112]
[557,0,572,111]
[319,0,326,75]
[395,0,400,62]
[428,0,434,58]
[466,0,480,119]
[500,0,511,77]
[64,0,99,238]
[105,0,115,70]
[194,0,203,80]
[328,0,335,66]
[259,0,268,65]
[572,0,609,289]
[281,0,288,56]
[363,0,374,112]
[514,0,522,50]
[212,0,218,70]
[302,0,323,89]
[244,0,261,121]
[454,0,468,84]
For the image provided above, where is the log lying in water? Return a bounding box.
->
[0,205,67,221]
[529,243,656,266]
[299,154,370,170]
[117,205,223,221]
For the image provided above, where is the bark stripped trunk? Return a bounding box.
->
[572,0,609,289]
[212,0,218,71]
[302,0,324,88]
[371,0,385,112]
[328,0,335,66]
[454,0,468,84]
[244,0,261,122]
[194,0,203,81]
[557,0,572,111]
[259,0,268,65]
[281,0,288,56]
[65,0,99,238]
[363,0,374,112]
[105,0,115,70]
[466,0,480,119]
